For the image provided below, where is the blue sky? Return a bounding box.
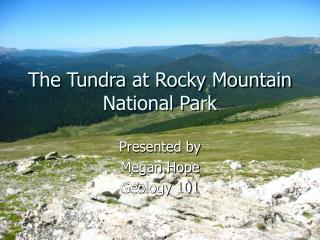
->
[0,0,319,49]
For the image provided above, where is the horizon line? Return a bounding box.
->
[1,36,320,53]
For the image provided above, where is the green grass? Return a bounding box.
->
[302,211,313,219]
[106,198,120,205]
[0,97,319,167]
[256,223,267,231]
[0,97,320,239]
[123,101,284,135]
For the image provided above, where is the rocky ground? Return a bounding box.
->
[2,154,319,240]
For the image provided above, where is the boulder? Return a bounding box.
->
[150,172,166,183]
[297,188,320,204]
[0,160,17,168]
[228,179,254,192]
[79,229,109,240]
[246,168,320,205]
[155,224,172,239]
[166,172,180,185]
[119,194,149,209]
[29,156,45,162]
[230,161,244,170]
[223,159,234,164]
[61,154,75,159]
[87,174,125,200]
[45,152,59,160]
[223,160,244,170]
[6,188,21,196]
[16,168,320,240]
[16,159,35,175]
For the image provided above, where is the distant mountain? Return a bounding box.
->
[0,52,173,75]
[155,53,237,75]
[258,54,320,88]
[73,52,173,68]
[15,49,79,57]
[0,47,19,55]
[155,43,320,69]
[152,54,318,106]
[221,37,320,46]
[94,46,172,55]
[0,38,319,141]
[0,47,78,57]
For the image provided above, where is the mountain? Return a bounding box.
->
[257,54,320,88]
[0,47,19,55]
[0,61,29,78]
[222,37,320,46]
[1,52,318,142]
[155,53,236,75]
[93,46,172,55]
[1,36,319,69]
[155,44,320,69]
[0,53,173,75]
[0,38,319,141]
[0,47,78,57]
[72,52,173,68]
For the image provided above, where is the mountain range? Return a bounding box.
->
[0,36,319,141]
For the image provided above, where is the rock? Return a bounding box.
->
[230,161,244,170]
[245,168,320,205]
[6,187,21,196]
[16,168,320,240]
[310,216,320,236]
[36,203,48,212]
[87,174,124,200]
[165,173,180,185]
[119,194,149,209]
[223,159,234,164]
[91,193,109,203]
[61,154,75,159]
[228,179,254,192]
[38,199,66,225]
[150,173,166,183]
[217,214,251,228]
[45,152,59,160]
[65,177,76,183]
[223,160,244,170]
[29,156,45,162]
[16,159,34,175]
[79,229,108,240]
[297,188,320,204]
[0,160,17,168]
[155,224,172,239]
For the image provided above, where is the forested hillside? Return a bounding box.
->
[1,37,319,141]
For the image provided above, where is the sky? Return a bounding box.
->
[0,0,319,50]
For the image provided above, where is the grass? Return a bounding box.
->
[0,156,107,239]
[302,211,313,219]
[256,223,267,231]
[123,100,284,135]
[0,97,320,238]
[106,198,120,205]
[0,97,319,168]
